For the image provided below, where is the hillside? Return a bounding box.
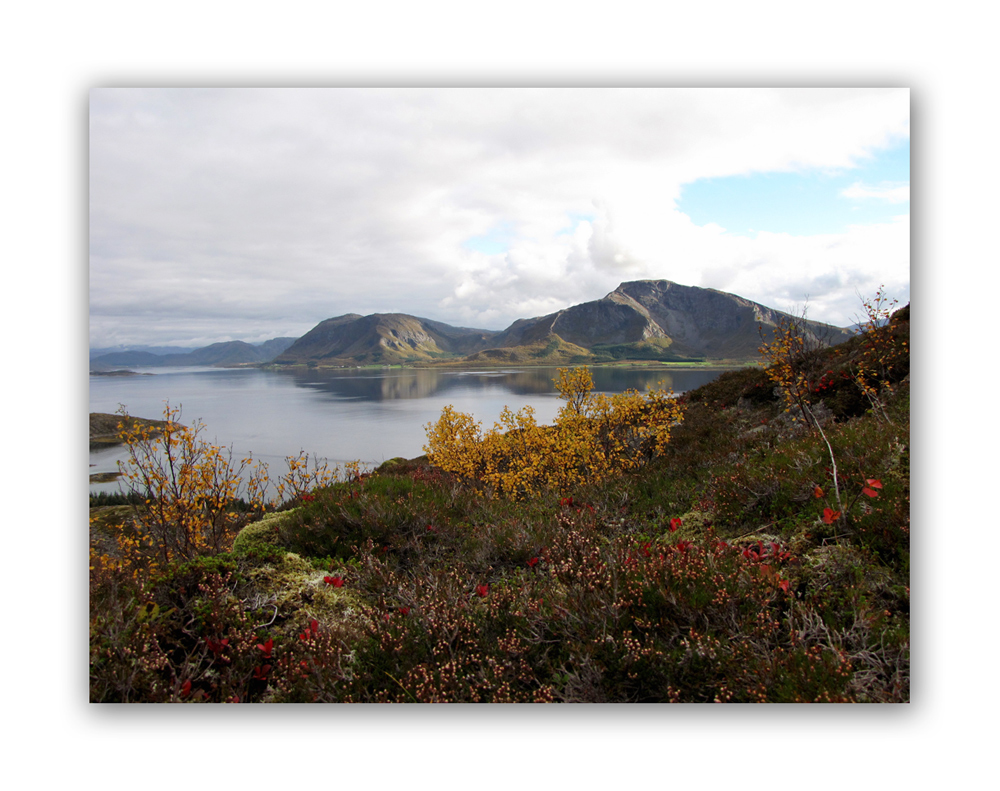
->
[90,300,909,703]
[477,280,853,364]
[273,313,499,366]
[460,334,593,365]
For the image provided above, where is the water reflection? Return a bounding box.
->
[270,365,721,402]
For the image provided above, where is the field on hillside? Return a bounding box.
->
[90,302,909,703]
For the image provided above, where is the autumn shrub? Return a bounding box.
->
[106,403,271,572]
[849,288,910,423]
[97,403,350,578]
[424,367,684,497]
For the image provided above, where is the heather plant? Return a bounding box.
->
[264,513,862,703]
[90,565,263,703]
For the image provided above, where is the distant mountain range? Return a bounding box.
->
[90,338,297,370]
[90,344,200,359]
[273,280,854,367]
[90,280,855,371]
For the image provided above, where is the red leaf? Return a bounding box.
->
[865,478,883,489]
[475,584,489,598]
[822,508,841,524]
[526,557,539,567]
[252,665,272,681]
[778,579,791,592]
[862,487,879,498]
[325,575,345,587]
[207,638,228,656]
[309,619,319,634]
[813,485,823,499]
[180,680,192,698]
[669,517,682,532]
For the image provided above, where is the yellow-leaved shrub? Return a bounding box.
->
[95,404,346,577]
[423,367,684,497]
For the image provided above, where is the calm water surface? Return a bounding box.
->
[89,365,731,494]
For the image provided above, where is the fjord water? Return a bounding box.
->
[89,365,729,494]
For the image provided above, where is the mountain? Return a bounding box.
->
[93,281,855,371]
[273,314,499,366]
[89,344,199,360]
[90,337,298,370]
[477,280,854,363]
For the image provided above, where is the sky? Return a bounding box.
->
[89,87,909,349]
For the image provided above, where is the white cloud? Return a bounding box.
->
[89,88,910,346]
[841,181,911,203]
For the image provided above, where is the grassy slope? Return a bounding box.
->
[90,308,909,703]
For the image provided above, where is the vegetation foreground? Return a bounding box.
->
[90,293,909,703]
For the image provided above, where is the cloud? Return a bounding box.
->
[841,181,911,203]
[89,88,910,346]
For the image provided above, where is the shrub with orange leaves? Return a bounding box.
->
[850,285,908,424]
[111,403,271,569]
[423,367,684,498]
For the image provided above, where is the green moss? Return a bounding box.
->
[232,509,300,553]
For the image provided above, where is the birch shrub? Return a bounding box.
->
[423,367,685,498]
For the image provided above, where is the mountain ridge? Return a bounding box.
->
[90,338,298,370]
[438,279,853,366]
[91,280,857,370]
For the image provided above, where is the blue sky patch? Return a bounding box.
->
[463,222,515,255]
[557,212,596,236]
[676,140,909,236]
